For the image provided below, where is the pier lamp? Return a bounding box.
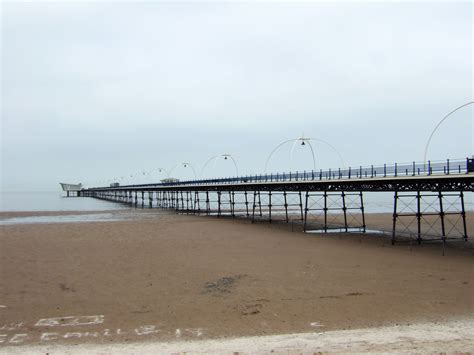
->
[201,154,239,177]
[147,167,171,181]
[143,171,158,183]
[264,135,345,173]
[115,174,143,185]
[156,167,170,177]
[423,101,473,169]
[169,162,198,179]
[138,168,170,183]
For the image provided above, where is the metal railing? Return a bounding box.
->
[91,158,472,189]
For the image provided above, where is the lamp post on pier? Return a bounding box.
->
[201,154,239,178]
[140,167,171,183]
[264,135,344,173]
[169,162,198,180]
[423,101,473,170]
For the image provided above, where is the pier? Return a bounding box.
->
[60,183,83,197]
[83,158,474,244]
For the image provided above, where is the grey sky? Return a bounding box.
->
[1,1,472,190]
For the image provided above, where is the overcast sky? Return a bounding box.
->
[1,1,472,190]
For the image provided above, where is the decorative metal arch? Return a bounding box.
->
[423,101,473,167]
[201,154,239,177]
[169,162,198,179]
[264,136,344,172]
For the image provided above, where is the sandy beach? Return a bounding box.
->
[0,210,473,352]
[3,318,474,353]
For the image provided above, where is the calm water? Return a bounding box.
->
[0,191,145,225]
[0,213,121,225]
[0,191,127,212]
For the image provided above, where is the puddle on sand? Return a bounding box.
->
[0,211,160,225]
[306,228,390,236]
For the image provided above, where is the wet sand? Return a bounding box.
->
[0,210,473,350]
[0,210,121,218]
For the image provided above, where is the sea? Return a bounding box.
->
[0,190,472,225]
[0,191,127,212]
[0,191,131,225]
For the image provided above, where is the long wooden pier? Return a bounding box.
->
[83,158,474,244]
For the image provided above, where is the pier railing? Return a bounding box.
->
[94,157,473,189]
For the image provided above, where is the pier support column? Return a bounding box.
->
[268,191,272,223]
[304,191,309,232]
[323,191,328,233]
[342,191,348,232]
[359,191,366,233]
[251,191,263,223]
[392,191,398,245]
[187,191,193,213]
[460,191,468,242]
[194,191,201,213]
[416,191,422,244]
[244,191,249,217]
[179,191,184,211]
[206,191,210,215]
[298,191,304,221]
[231,191,235,217]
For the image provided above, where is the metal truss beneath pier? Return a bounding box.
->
[392,191,468,245]
[84,172,473,245]
[304,191,365,233]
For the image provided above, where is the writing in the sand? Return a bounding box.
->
[35,315,104,327]
[0,315,205,345]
